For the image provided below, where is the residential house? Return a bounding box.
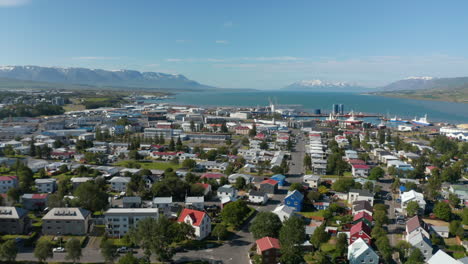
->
[284,190,304,212]
[248,190,269,205]
[0,206,29,234]
[405,216,431,241]
[201,173,224,183]
[217,185,237,199]
[351,164,370,178]
[109,177,131,192]
[42,207,91,235]
[431,225,449,238]
[177,208,211,240]
[349,222,372,245]
[104,208,159,237]
[271,174,286,186]
[228,173,254,184]
[303,175,320,188]
[401,190,426,214]
[353,212,373,227]
[0,176,18,193]
[348,189,374,205]
[35,178,57,193]
[122,197,142,208]
[313,201,330,210]
[259,179,278,194]
[408,232,433,261]
[427,250,463,264]
[347,238,379,264]
[20,193,48,210]
[152,197,173,217]
[273,205,295,222]
[70,177,93,190]
[185,196,204,211]
[198,161,228,171]
[195,183,212,196]
[256,236,281,264]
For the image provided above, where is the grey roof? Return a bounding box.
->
[218,184,235,192]
[185,196,204,203]
[43,207,90,220]
[249,190,266,197]
[349,189,374,197]
[35,178,57,184]
[122,196,142,203]
[353,200,373,212]
[153,197,173,204]
[0,206,28,219]
[109,176,131,183]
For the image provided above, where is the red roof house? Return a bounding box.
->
[256,237,281,264]
[353,211,373,226]
[349,222,372,245]
[177,208,211,240]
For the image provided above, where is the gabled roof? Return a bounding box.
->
[261,179,279,186]
[406,215,430,234]
[249,190,266,197]
[177,208,208,227]
[256,236,280,252]
[201,173,224,179]
[350,221,371,236]
[427,250,462,264]
[353,211,373,222]
[352,200,373,213]
[153,197,173,204]
[348,238,377,261]
[349,189,374,197]
[271,174,286,181]
[408,231,432,247]
[285,190,304,201]
[352,164,370,169]
[0,176,17,181]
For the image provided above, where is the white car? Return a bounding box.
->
[53,247,65,253]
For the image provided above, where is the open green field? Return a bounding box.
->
[114,160,182,170]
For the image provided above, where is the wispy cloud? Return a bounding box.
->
[166,58,184,62]
[72,56,119,60]
[163,56,304,63]
[223,21,233,27]
[215,40,229,44]
[0,0,30,7]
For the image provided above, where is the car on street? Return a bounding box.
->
[53,247,65,253]
[117,247,130,253]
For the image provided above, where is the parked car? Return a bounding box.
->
[53,247,65,253]
[117,247,129,253]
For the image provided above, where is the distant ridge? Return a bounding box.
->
[378,76,468,91]
[0,65,216,90]
[282,79,368,92]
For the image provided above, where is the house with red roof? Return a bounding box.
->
[256,236,281,264]
[259,179,278,194]
[201,173,225,183]
[20,193,49,210]
[352,211,373,227]
[235,126,250,135]
[177,208,211,240]
[351,164,370,177]
[0,176,18,193]
[349,221,372,245]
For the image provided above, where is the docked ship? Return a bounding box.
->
[389,116,409,123]
[411,114,433,126]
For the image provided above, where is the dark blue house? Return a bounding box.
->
[284,190,304,212]
[271,174,286,187]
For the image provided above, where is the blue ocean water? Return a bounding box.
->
[162,91,468,124]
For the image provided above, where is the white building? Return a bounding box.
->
[109,177,131,192]
[401,190,426,213]
[104,208,159,237]
[177,208,211,240]
[303,175,320,188]
[347,238,379,264]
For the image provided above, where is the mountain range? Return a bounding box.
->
[282,80,368,92]
[0,66,215,90]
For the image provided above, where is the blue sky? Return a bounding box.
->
[2,0,468,89]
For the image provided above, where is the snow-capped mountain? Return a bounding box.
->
[283,80,367,92]
[0,65,215,90]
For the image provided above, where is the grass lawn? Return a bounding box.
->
[63,104,86,112]
[299,210,325,218]
[320,242,336,253]
[114,160,182,171]
[108,238,132,247]
[1,234,30,240]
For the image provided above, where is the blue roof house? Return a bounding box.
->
[284,190,304,212]
[271,174,286,186]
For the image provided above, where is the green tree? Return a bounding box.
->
[449,220,464,237]
[307,191,321,202]
[234,176,246,190]
[310,224,329,248]
[289,182,303,192]
[406,201,420,217]
[279,216,305,263]
[117,253,139,264]
[250,212,282,239]
[369,166,385,180]
[331,178,356,192]
[7,187,21,202]
[74,182,108,212]
[220,200,250,228]
[433,202,452,221]
[34,239,53,263]
[0,239,18,262]
[448,193,461,208]
[100,239,118,264]
[463,208,468,225]
[405,248,424,264]
[212,223,229,240]
[168,138,175,151]
[65,238,82,263]
[335,233,348,257]
[181,159,197,170]
[249,123,257,137]
[375,236,392,263]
